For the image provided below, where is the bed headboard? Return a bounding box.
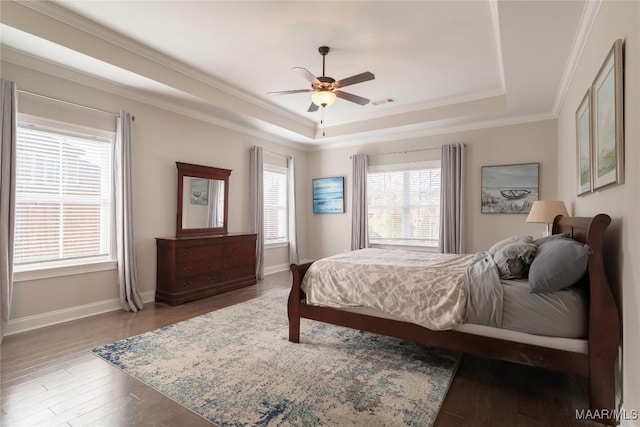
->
[552,214,619,367]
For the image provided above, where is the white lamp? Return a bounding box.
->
[526,200,569,236]
[311,90,337,108]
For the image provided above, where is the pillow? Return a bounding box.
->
[533,232,570,246]
[492,241,537,279]
[528,238,592,293]
[488,235,534,256]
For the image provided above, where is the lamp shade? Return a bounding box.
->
[311,90,337,107]
[526,200,569,224]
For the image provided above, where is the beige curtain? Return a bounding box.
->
[250,146,264,279]
[350,154,369,250]
[0,79,17,342]
[115,111,143,312]
[439,143,466,254]
[287,156,299,264]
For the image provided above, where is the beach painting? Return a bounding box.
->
[592,38,624,190]
[313,177,345,213]
[481,163,538,214]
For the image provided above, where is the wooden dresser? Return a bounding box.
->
[155,233,257,306]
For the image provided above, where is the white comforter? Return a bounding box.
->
[301,248,503,330]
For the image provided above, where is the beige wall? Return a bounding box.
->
[306,119,558,260]
[2,61,309,320]
[556,0,640,416]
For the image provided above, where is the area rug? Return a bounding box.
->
[92,289,460,426]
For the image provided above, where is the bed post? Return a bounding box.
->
[555,214,620,424]
[586,214,620,424]
[288,262,312,343]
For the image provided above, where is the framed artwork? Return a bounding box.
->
[190,178,209,205]
[592,38,624,190]
[576,88,592,196]
[313,177,345,213]
[481,163,539,214]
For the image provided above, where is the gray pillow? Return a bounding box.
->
[533,232,570,246]
[529,238,592,293]
[492,241,537,279]
[488,235,534,256]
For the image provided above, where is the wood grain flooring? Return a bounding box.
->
[1,271,600,426]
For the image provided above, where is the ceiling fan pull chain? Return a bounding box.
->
[321,108,326,137]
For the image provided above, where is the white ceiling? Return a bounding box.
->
[0,1,589,147]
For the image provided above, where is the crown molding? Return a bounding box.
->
[324,88,506,128]
[1,45,312,150]
[552,0,603,115]
[14,0,311,129]
[489,0,507,92]
[3,45,556,152]
[311,112,556,151]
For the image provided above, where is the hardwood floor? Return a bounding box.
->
[1,271,599,427]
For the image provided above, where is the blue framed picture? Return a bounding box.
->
[313,177,345,214]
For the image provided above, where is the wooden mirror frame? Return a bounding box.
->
[176,162,231,236]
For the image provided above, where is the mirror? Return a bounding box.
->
[176,162,231,236]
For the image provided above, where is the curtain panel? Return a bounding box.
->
[351,154,369,251]
[115,111,144,312]
[439,143,466,254]
[287,156,299,264]
[250,146,265,279]
[0,79,17,342]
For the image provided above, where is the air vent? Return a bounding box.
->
[371,98,396,106]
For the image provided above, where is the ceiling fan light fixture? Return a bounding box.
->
[311,90,337,107]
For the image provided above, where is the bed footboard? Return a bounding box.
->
[288,262,312,343]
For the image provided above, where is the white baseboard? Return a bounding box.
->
[6,290,156,336]
[7,260,315,336]
[264,263,290,276]
[264,259,315,277]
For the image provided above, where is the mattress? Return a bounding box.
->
[316,304,588,355]
[499,279,587,338]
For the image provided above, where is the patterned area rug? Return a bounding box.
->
[92,289,460,426]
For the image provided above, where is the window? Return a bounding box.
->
[367,162,441,248]
[263,164,288,244]
[14,121,115,272]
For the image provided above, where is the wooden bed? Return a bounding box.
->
[288,214,620,425]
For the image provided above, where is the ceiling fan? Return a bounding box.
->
[268,46,375,112]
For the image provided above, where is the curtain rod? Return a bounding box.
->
[17,89,135,121]
[374,146,441,156]
[350,146,441,159]
[251,146,292,159]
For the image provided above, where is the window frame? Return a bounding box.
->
[13,115,117,281]
[262,163,289,247]
[367,160,441,250]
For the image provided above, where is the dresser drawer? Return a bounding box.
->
[221,265,256,282]
[176,273,222,290]
[177,245,224,262]
[176,258,225,276]
[223,241,254,256]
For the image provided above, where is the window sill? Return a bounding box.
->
[14,260,118,282]
[265,241,289,249]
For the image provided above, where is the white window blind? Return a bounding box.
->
[367,164,441,247]
[14,124,114,269]
[263,165,288,244]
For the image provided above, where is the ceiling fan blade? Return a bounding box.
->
[267,89,314,96]
[335,72,375,88]
[307,102,319,113]
[334,90,370,106]
[293,67,320,85]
